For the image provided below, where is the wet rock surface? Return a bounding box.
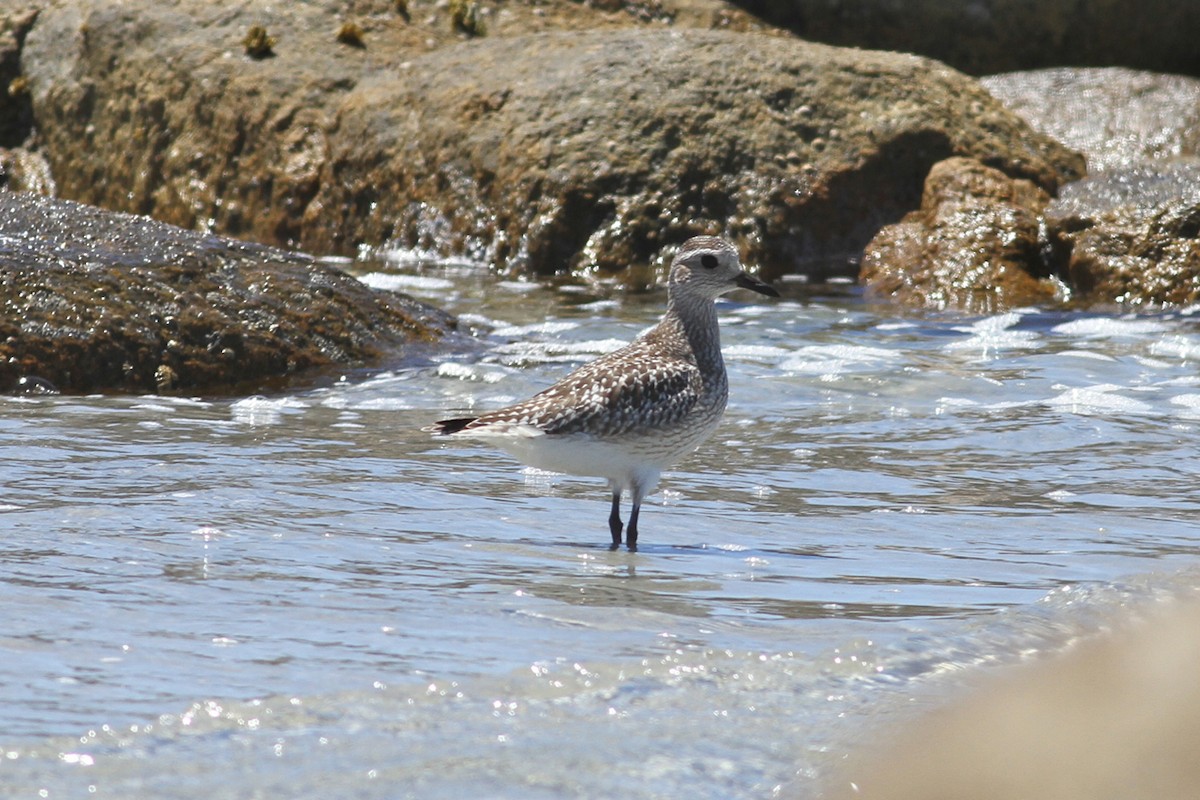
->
[980,68,1200,308]
[735,0,1200,78]
[15,0,754,268]
[325,29,1080,284]
[1,191,456,394]
[17,1,1080,285]
[10,0,1198,313]
[860,157,1061,313]
[865,157,1200,312]
[1046,164,1200,310]
[865,67,1200,311]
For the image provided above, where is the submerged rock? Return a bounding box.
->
[0,191,456,395]
[19,1,1081,284]
[860,158,1061,313]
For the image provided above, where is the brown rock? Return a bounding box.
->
[0,146,55,194]
[321,30,1081,284]
[0,191,456,394]
[1046,163,1200,310]
[861,157,1062,313]
[19,1,1082,284]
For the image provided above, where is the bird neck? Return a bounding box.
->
[664,292,723,373]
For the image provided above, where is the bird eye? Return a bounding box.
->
[700,254,719,269]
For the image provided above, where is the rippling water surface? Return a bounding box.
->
[3,255,1200,798]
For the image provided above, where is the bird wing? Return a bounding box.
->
[471,340,703,438]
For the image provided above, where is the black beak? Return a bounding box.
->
[734,271,780,298]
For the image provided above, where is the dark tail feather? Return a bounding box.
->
[428,417,477,435]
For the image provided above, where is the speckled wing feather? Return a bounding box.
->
[469,337,703,438]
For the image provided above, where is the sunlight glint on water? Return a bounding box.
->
[2,258,1200,798]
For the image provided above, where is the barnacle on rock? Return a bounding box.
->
[336,20,366,48]
[243,25,276,58]
[449,0,487,37]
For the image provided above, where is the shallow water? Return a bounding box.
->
[3,255,1200,798]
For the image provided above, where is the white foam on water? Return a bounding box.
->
[1052,317,1172,337]
[357,272,455,293]
[1045,384,1154,415]
[496,280,541,294]
[436,362,508,384]
[778,344,898,375]
[490,320,581,338]
[723,344,792,360]
[1149,335,1200,361]
[945,312,1040,354]
[229,395,308,426]
[494,338,628,365]
[1168,393,1200,417]
[1054,349,1119,362]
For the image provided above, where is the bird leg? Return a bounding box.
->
[626,501,641,551]
[608,491,623,549]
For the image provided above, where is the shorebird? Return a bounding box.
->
[429,235,779,549]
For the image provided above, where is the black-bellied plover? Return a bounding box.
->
[429,236,778,549]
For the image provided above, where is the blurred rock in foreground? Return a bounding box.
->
[824,598,1200,800]
[1,191,456,395]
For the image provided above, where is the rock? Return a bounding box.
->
[982,68,1200,173]
[824,599,1200,800]
[734,0,1200,78]
[15,0,748,256]
[0,191,457,394]
[325,29,1081,284]
[0,7,38,147]
[861,158,1062,313]
[863,158,1200,311]
[0,147,55,194]
[1045,163,1200,310]
[19,1,1083,284]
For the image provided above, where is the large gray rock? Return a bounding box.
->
[982,68,1200,173]
[735,0,1200,78]
[0,191,456,394]
[18,1,1082,284]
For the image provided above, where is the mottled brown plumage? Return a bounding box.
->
[429,236,778,549]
